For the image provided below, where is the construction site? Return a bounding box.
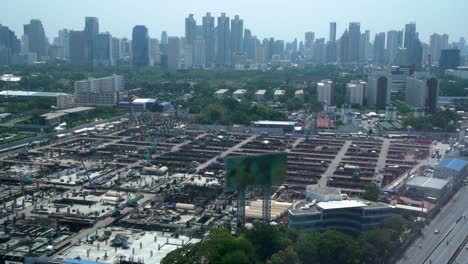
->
[0,114,446,264]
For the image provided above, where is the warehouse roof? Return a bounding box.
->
[406,176,449,190]
[435,158,468,172]
[254,120,296,126]
[0,90,67,97]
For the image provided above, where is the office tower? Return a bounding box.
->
[120,38,131,60]
[348,23,361,62]
[406,73,438,113]
[339,30,350,63]
[326,41,338,63]
[243,29,252,59]
[231,15,243,62]
[193,37,206,67]
[0,24,21,53]
[317,80,334,105]
[53,29,70,59]
[274,40,285,55]
[441,34,449,50]
[132,25,149,67]
[374,32,386,64]
[111,37,121,63]
[185,14,196,46]
[404,23,416,49]
[69,30,85,66]
[84,17,99,65]
[312,39,327,64]
[267,38,275,61]
[404,23,422,66]
[179,37,192,69]
[305,32,315,49]
[330,22,337,42]
[216,13,230,66]
[74,75,124,106]
[93,33,112,67]
[439,49,461,70]
[149,38,160,66]
[387,30,402,65]
[23,19,47,58]
[346,81,366,106]
[167,36,180,69]
[160,31,168,45]
[202,12,215,67]
[429,34,443,65]
[359,30,370,62]
[367,71,391,109]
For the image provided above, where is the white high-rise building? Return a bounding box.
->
[366,71,391,109]
[317,79,334,105]
[346,81,366,106]
[74,75,125,106]
[405,73,439,113]
[149,38,160,66]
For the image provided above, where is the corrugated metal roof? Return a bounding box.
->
[407,176,449,190]
[435,159,468,172]
[254,120,296,126]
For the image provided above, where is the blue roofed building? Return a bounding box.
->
[434,158,468,179]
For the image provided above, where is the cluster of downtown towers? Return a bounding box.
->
[0,13,465,68]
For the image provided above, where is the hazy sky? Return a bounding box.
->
[2,0,467,43]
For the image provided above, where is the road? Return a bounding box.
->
[398,185,468,264]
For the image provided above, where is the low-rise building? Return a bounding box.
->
[255,90,267,102]
[288,186,392,234]
[406,176,450,199]
[434,158,468,179]
[214,89,229,100]
[273,90,285,101]
[233,89,247,100]
[295,89,304,101]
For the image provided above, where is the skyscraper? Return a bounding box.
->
[132,25,149,67]
[111,37,121,63]
[329,22,337,42]
[84,17,99,65]
[202,12,215,67]
[69,30,85,66]
[305,32,315,49]
[53,29,70,59]
[367,71,391,109]
[185,14,196,45]
[348,23,361,62]
[23,19,47,58]
[231,15,243,63]
[405,73,438,113]
[149,38,160,66]
[160,31,168,45]
[167,36,180,69]
[339,30,350,63]
[387,30,403,65]
[404,23,423,66]
[216,13,230,66]
[93,33,112,67]
[0,24,20,65]
[193,37,206,68]
[404,23,416,49]
[429,33,443,65]
[374,32,386,64]
[0,24,20,54]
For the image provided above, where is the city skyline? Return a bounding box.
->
[2,0,468,42]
